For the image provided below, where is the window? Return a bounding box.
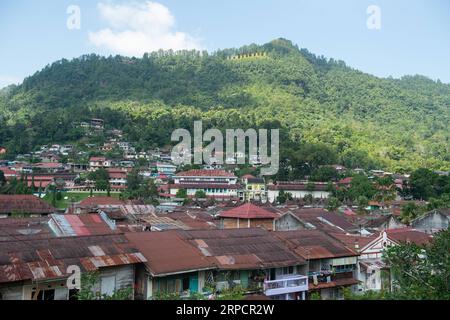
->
[101,276,116,296]
[31,288,55,300]
[280,266,294,275]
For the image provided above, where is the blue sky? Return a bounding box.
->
[0,0,449,88]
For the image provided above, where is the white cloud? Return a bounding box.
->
[89,1,202,56]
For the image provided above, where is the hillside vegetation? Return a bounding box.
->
[0,38,449,173]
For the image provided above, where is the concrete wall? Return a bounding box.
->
[275,214,306,231]
[412,212,449,234]
[268,190,331,202]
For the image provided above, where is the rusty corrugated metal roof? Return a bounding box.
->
[0,195,57,215]
[274,229,358,260]
[0,234,146,284]
[180,228,306,269]
[125,231,214,276]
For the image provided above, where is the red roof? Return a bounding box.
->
[309,277,359,290]
[0,234,146,283]
[0,167,18,176]
[78,196,125,207]
[89,157,106,162]
[125,231,213,276]
[108,172,127,179]
[0,195,56,214]
[241,174,256,179]
[386,228,432,246]
[330,233,378,249]
[33,162,63,169]
[60,214,117,236]
[337,177,353,185]
[219,203,280,219]
[175,169,236,178]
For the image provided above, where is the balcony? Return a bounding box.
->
[264,275,308,296]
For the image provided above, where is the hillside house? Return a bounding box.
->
[89,157,112,171]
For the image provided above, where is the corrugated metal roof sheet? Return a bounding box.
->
[0,234,146,284]
[0,195,57,214]
[274,230,358,260]
[219,203,280,219]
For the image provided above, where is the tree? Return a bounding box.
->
[409,168,438,200]
[382,230,450,300]
[195,190,207,199]
[88,168,110,191]
[326,197,341,212]
[303,193,314,205]
[356,196,369,214]
[347,174,376,202]
[310,166,338,182]
[374,176,396,202]
[400,202,425,224]
[276,190,292,204]
[0,171,5,188]
[176,188,187,199]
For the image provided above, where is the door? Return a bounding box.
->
[189,274,199,293]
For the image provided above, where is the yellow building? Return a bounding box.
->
[241,174,266,201]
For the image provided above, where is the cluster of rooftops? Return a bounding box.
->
[0,194,439,300]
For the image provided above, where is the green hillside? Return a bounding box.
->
[0,38,449,173]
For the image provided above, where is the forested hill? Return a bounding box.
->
[0,38,449,173]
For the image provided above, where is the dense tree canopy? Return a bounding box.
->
[0,38,449,172]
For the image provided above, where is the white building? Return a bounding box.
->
[89,157,112,171]
[267,181,331,202]
[169,169,242,200]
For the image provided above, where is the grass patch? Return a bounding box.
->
[43,191,121,209]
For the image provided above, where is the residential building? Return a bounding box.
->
[275,230,360,300]
[411,209,449,234]
[155,162,177,176]
[107,168,129,190]
[0,195,57,217]
[332,228,432,292]
[89,157,112,171]
[218,203,279,230]
[169,169,242,201]
[0,232,146,300]
[126,228,309,300]
[242,175,266,201]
